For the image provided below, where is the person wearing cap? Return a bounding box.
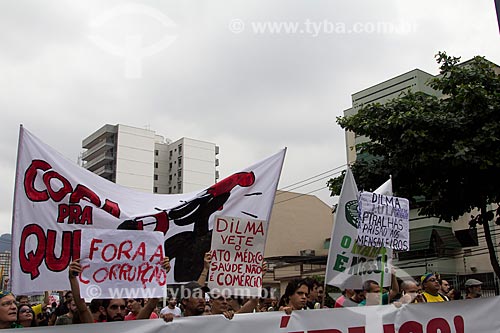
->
[420,274,447,302]
[0,291,22,329]
[465,279,482,299]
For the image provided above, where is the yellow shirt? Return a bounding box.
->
[422,292,445,302]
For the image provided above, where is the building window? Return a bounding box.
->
[169,151,173,157]
[178,144,182,154]
[154,174,158,180]
[169,162,172,170]
[178,157,182,167]
[154,162,158,168]
[169,187,172,194]
[169,175,172,181]
[153,187,158,193]
[178,170,182,177]
[155,150,159,156]
[178,183,182,191]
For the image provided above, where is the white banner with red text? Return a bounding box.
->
[208,215,267,296]
[11,126,285,294]
[15,296,500,333]
[79,229,166,299]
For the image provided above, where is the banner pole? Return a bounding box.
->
[379,247,386,305]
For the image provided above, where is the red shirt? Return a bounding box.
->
[125,312,158,320]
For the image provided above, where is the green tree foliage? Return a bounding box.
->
[328,52,500,277]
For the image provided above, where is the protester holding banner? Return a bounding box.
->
[208,292,235,319]
[99,299,127,322]
[67,257,171,323]
[197,252,212,286]
[125,299,159,320]
[67,259,96,324]
[54,300,77,325]
[279,279,310,314]
[179,281,209,317]
[88,299,104,322]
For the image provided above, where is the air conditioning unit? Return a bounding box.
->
[299,249,315,256]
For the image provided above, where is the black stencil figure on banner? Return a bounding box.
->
[118,172,256,281]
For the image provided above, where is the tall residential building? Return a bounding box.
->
[342,65,500,295]
[81,124,219,194]
[344,69,442,164]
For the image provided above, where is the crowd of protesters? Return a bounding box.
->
[0,254,487,329]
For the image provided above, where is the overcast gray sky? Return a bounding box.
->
[1,0,499,236]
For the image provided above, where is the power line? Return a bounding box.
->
[278,164,346,193]
[274,186,332,205]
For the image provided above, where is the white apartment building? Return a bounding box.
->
[81,124,219,194]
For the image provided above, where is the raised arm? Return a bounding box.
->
[388,267,399,301]
[68,259,94,323]
[237,261,268,314]
[197,252,211,286]
[137,257,172,321]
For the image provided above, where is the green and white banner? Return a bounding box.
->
[325,168,393,289]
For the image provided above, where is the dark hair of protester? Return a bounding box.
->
[452,289,463,300]
[133,298,145,306]
[279,278,309,308]
[362,280,378,292]
[89,299,105,322]
[304,277,320,289]
[17,304,37,327]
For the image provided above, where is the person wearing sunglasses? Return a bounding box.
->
[421,274,447,302]
[17,304,37,328]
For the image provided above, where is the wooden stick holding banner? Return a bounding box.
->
[208,215,267,296]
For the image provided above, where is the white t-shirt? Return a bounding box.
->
[160,306,182,317]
